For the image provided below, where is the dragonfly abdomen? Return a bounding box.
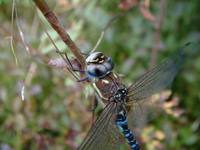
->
[116,111,140,150]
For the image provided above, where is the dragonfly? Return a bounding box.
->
[13,3,197,149]
[41,8,190,149]
[77,45,188,150]
[45,13,123,101]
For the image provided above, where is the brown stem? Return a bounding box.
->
[32,0,85,67]
[150,0,166,68]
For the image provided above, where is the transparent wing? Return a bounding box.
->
[127,49,184,102]
[78,103,129,150]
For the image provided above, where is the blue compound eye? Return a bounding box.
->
[85,52,114,79]
[86,64,107,78]
[94,68,102,76]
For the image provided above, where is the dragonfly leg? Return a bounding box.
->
[76,77,90,82]
[56,50,85,71]
[89,95,98,125]
[55,50,88,81]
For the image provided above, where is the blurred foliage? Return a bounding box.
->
[0,0,200,150]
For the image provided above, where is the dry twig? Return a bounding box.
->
[32,0,85,67]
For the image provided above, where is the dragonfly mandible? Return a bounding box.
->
[78,45,187,150]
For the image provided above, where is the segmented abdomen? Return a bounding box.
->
[115,111,140,150]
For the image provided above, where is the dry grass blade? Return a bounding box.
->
[10,0,19,66]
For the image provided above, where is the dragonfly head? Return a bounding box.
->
[85,52,114,79]
[113,88,128,103]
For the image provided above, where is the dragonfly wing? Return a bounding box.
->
[127,48,184,102]
[78,103,128,150]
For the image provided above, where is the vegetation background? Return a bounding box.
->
[0,0,200,150]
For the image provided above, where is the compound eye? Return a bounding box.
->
[94,68,101,75]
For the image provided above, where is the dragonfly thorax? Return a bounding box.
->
[85,52,114,79]
[113,88,128,103]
